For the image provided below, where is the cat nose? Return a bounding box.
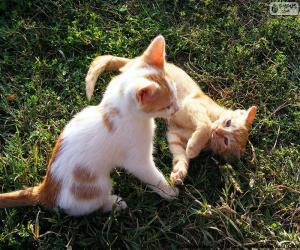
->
[172,102,179,114]
[212,128,222,136]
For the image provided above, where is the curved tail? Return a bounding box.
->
[0,186,40,208]
[85,55,131,100]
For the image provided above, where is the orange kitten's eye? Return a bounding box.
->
[225,120,231,127]
[224,137,228,146]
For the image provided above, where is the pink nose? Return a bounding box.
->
[212,128,221,136]
[173,103,179,114]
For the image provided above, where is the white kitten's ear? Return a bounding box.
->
[245,106,257,126]
[136,83,158,106]
[142,35,165,68]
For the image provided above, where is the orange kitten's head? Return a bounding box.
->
[209,106,257,160]
[121,35,179,118]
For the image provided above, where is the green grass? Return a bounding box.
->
[1,0,300,248]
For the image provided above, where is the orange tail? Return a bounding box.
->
[85,55,131,100]
[0,186,40,208]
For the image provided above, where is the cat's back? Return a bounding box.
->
[62,105,105,142]
[165,63,202,101]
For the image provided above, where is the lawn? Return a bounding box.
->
[0,0,299,248]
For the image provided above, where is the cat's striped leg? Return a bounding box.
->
[167,129,190,185]
[181,98,212,159]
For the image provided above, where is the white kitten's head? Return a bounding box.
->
[122,35,179,118]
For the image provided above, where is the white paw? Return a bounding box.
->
[102,195,127,212]
[162,186,179,201]
[114,197,128,210]
[149,184,179,200]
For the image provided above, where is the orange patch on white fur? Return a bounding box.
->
[71,184,101,200]
[138,73,172,113]
[102,106,120,132]
[103,112,113,132]
[73,167,97,183]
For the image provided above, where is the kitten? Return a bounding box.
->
[85,53,257,185]
[0,35,179,216]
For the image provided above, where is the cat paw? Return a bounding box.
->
[114,197,127,210]
[170,161,187,185]
[151,185,179,200]
[102,195,127,212]
[164,186,179,200]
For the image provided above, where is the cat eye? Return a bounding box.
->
[224,137,228,146]
[225,120,231,127]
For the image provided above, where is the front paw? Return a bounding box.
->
[186,139,200,159]
[151,184,179,200]
[170,161,188,185]
[164,186,179,200]
[102,195,127,213]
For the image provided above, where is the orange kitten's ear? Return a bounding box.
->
[136,83,158,106]
[245,106,257,126]
[142,35,165,68]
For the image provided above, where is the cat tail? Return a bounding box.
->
[85,55,131,100]
[0,186,40,207]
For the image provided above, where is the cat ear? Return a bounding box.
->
[245,106,257,126]
[142,35,165,68]
[136,83,158,106]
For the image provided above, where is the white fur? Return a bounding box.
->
[51,66,178,216]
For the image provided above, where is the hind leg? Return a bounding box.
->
[167,129,190,185]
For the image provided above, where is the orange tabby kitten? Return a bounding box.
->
[85,52,257,185]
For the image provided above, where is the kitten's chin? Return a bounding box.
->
[149,111,171,119]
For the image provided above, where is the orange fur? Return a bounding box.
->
[73,167,98,183]
[138,73,172,113]
[70,183,101,200]
[102,106,120,132]
[35,137,63,209]
[86,55,131,100]
[169,140,186,148]
[0,187,39,207]
[102,112,113,132]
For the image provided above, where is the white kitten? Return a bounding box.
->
[0,35,179,216]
